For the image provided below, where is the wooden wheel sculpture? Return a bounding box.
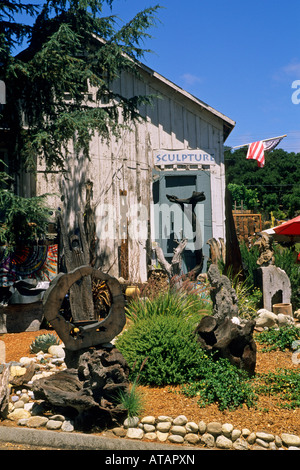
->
[43,265,125,351]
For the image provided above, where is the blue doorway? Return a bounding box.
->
[152,170,212,274]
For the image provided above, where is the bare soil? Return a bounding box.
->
[1,329,300,437]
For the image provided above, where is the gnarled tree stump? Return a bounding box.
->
[195,315,256,376]
[32,346,130,429]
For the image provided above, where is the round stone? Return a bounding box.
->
[185,433,200,445]
[216,435,233,449]
[46,420,62,430]
[207,422,222,436]
[26,416,49,428]
[186,422,198,433]
[126,428,144,440]
[281,433,300,447]
[157,421,172,432]
[173,415,188,426]
[7,409,31,421]
[256,432,274,442]
[143,424,156,433]
[141,416,156,425]
[61,420,74,432]
[198,420,206,434]
[156,431,169,442]
[124,416,139,428]
[168,434,184,444]
[222,423,233,438]
[170,425,186,436]
[201,433,215,448]
[144,432,157,440]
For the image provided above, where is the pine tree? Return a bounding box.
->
[1,0,161,173]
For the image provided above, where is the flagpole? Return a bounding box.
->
[232,134,287,150]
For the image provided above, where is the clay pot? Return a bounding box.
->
[272,303,293,317]
[125,285,140,299]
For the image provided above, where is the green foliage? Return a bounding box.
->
[240,242,300,310]
[125,288,211,326]
[30,333,60,353]
[227,183,259,210]
[115,382,145,418]
[1,0,162,172]
[255,326,300,352]
[225,148,300,219]
[226,267,262,320]
[0,189,52,249]
[256,369,300,409]
[182,356,257,411]
[116,313,207,386]
[274,245,300,309]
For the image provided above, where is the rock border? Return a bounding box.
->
[113,415,300,450]
[2,347,300,450]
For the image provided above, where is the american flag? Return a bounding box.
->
[246,136,284,168]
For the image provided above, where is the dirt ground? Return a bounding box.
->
[1,328,300,437]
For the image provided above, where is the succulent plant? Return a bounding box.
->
[30,333,60,353]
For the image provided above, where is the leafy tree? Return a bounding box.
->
[227,183,259,210]
[225,147,300,219]
[1,0,161,174]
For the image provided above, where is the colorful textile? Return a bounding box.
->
[0,245,58,286]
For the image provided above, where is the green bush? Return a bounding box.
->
[116,314,207,386]
[182,357,257,411]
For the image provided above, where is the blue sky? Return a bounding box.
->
[15,0,300,152]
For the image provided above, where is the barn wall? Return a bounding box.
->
[37,69,231,282]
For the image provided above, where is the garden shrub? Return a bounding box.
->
[182,356,257,411]
[116,313,207,386]
[125,288,211,325]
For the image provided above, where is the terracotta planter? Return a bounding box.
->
[272,303,293,317]
[125,286,140,299]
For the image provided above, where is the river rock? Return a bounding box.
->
[141,416,156,425]
[255,310,277,328]
[281,433,300,447]
[185,433,200,445]
[126,428,144,439]
[222,423,234,438]
[7,408,31,421]
[168,434,184,444]
[207,421,222,436]
[216,435,233,449]
[201,433,215,447]
[186,422,198,433]
[26,416,49,428]
[170,425,186,436]
[173,415,188,426]
[157,421,172,432]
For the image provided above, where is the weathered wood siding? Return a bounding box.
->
[37,67,234,282]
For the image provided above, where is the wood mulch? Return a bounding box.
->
[1,329,300,437]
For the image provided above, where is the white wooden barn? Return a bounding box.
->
[36,59,235,282]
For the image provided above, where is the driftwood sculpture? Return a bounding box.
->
[57,211,95,322]
[154,191,206,279]
[254,232,275,267]
[42,265,126,351]
[35,265,128,429]
[195,315,256,376]
[195,264,256,376]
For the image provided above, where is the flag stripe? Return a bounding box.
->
[246,141,265,167]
